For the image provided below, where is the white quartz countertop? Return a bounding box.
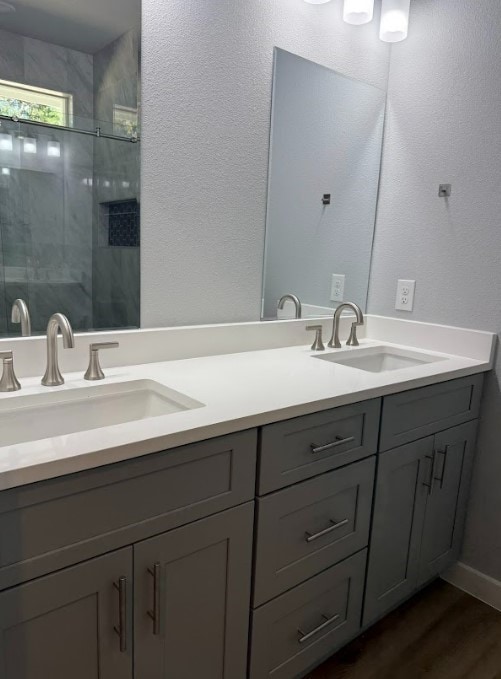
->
[0,323,494,490]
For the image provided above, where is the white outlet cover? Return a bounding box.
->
[331,274,345,303]
[395,279,416,311]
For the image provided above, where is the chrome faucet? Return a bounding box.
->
[41,313,75,387]
[11,299,31,337]
[277,294,302,319]
[328,302,364,349]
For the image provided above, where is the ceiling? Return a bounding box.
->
[0,0,140,54]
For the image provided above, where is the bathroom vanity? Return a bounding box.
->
[0,317,491,679]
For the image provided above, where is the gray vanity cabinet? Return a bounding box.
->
[134,503,254,679]
[418,420,478,585]
[364,419,478,626]
[0,547,133,679]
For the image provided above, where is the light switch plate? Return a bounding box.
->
[395,279,416,311]
[331,274,345,303]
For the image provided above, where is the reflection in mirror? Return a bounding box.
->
[0,0,141,336]
[262,49,386,321]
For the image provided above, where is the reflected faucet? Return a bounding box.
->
[41,313,75,387]
[277,294,302,319]
[328,302,364,349]
[11,299,31,337]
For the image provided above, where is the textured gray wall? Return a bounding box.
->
[263,49,385,319]
[368,0,501,580]
[141,0,390,327]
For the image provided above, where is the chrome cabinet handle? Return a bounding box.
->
[310,436,355,455]
[113,577,127,653]
[423,450,437,495]
[147,562,161,635]
[297,613,340,644]
[435,446,449,489]
[305,518,349,543]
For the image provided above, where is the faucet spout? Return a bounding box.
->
[11,299,32,337]
[328,302,364,349]
[41,313,75,387]
[277,294,302,319]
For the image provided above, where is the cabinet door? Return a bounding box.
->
[363,438,432,626]
[0,548,133,679]
[418,420,478,585]
[134,503,254,679]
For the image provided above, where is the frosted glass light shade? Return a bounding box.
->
[0,133,12,151]
[1,167,10,176]
[304,0,332,4]
[343,0,374,25]
[23,137,37,154]
[380,0,410,42]
[47,140,61,157]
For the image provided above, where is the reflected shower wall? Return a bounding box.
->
[0,26,140,336]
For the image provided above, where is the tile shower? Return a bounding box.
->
[0,27,140,335]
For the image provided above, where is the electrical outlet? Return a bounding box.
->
[395,279,416,311]
[331,274,345,303]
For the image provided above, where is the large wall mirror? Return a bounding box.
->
[262,49,386,321]
[0,0,141,336]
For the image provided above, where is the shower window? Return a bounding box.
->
[0,79,73,127]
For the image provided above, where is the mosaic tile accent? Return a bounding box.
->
[106,199,140,247]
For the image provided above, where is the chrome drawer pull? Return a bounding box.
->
[305,518,349,543]
[147,562,161,635]
[113,577,127,653]
[310,436,355,455]
[423,450,437,496]
[297,613,341,644]
[435,446,449,489]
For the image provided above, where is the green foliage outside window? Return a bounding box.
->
[0,97,65,126]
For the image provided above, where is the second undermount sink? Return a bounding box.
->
[0,380,204,447]
[314,345,446,373]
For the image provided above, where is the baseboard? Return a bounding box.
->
[442,562,501,612]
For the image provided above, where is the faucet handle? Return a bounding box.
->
[346,323,360,347]
[84,342,119,381]
[306,325,325,352]
[0,350,21,392]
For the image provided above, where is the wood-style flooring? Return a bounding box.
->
[307,580,501,679]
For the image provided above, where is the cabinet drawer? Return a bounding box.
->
[253,457,375,606]
[0,430,257,590]
[380,374,483,451]
[258,400,380,494]
[250,550,366,679]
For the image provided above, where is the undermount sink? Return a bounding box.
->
[314,345,445,373]
[0,380,204,447]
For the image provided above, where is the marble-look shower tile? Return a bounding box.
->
[65,132,94,170]
[24,37,68,92]
[0,29,24,83]
[0,280,7,336]
[28,281,91,332]
[26,173,64,240]
[64,170,93,247]
[67,49,94,121]
[0,173,24,225]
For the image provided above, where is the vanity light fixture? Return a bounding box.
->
[47,140,61,158]
[23,136,37,154]
[343,0,374,25]
[380,0,411,42]
[0,133,13,151]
